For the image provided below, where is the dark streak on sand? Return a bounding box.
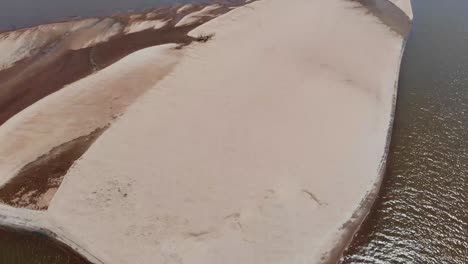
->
[0,2,247,126]
[0,127,107,210]
[302,189,327,206]
[0,1,256,262]
[0,48,94,126]
[315,1,412,263]
[0,0,253,211]
[349,0,412,37]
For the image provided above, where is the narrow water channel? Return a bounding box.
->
[342,0,468,263]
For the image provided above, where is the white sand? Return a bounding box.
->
[0,0,412,263]
[124,20,169,34]
[66,18,123,50]
[41,0,411,263]
[175,5,221,27]
[0,44,181,186]
[0,18,125,70]
[177,4,194,14]
[78,19,124,49]
[390,0,413,18]
[0,19,98,70]
[0,15,172,71]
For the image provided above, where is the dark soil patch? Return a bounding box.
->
[0,127,107,210]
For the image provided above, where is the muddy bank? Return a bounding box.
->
[0,127,106,210]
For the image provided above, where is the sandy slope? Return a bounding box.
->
[0,19,97,71]
[390,0,413,18]
[0,44,180,187]
[38,0,412,263]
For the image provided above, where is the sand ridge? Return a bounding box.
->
[0,0,412,263]
[48,0,410,263]
[0,1,255,210]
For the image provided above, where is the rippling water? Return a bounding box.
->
[0,226,92,264]
[342,0,468,263]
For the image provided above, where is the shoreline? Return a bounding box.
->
[0,204,102,263]
[325,38,411,263]
[0,0,413,263]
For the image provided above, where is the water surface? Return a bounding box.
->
[0,226,92,264]
[342,0,468,263]
[0,0,207,30]
[1,0,467,263]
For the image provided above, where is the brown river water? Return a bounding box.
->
[0,226,92,264]
[0,0,466,263]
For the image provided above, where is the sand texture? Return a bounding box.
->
[0,0,412,263]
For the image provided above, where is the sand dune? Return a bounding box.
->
[49,0,410,263]
[0,44,180,201]
[0,0,412,263]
